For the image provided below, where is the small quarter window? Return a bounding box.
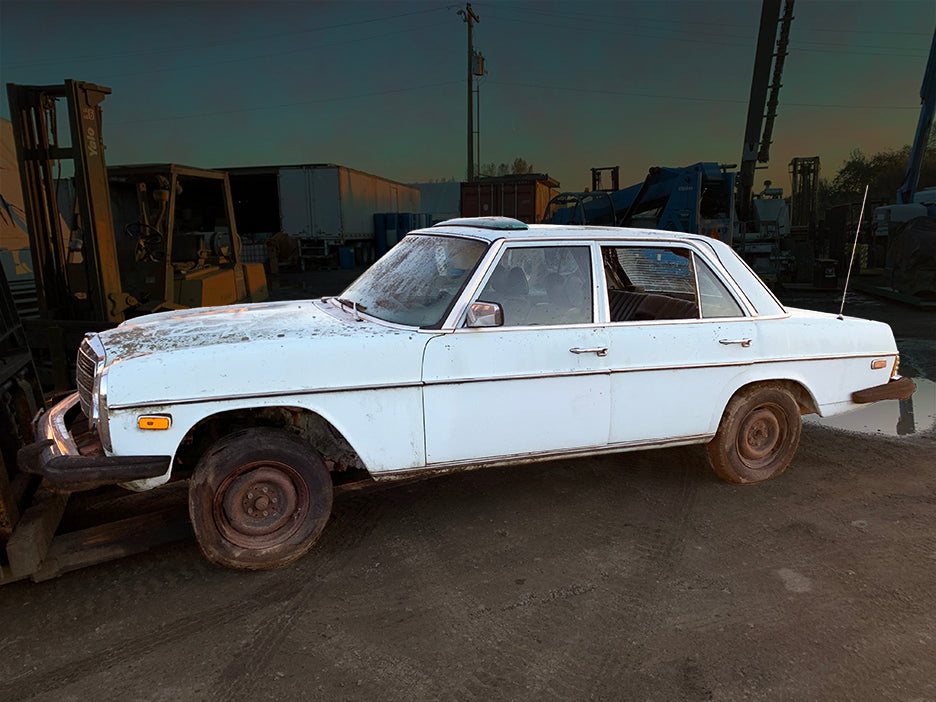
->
[695,258,745,318]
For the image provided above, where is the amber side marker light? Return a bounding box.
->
[871,359,888,370]
[138,415,171,430]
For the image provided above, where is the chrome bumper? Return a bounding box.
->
[17,393,171,492]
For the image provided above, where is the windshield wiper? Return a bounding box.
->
[333,297,366,320]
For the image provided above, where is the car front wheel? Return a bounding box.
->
[189,428,333,570]
[707,384,801,485]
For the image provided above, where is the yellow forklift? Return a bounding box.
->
[2,80,266,582]
[6,80,267,390]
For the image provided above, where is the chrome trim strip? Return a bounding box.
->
[607,351,893,376]
[108,350,895,411]
[423,351,891,386]
[107,381,427,410]
[424,369,607,387]
[86,333,106,359]
[451,320,601,332]
[753,351,890,364]
[450,312,785,331]
[375,433,715,479]
[42,392,81,457]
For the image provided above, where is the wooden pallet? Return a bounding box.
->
[1,481,191,585]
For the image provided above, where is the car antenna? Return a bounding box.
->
[837,184,870,320]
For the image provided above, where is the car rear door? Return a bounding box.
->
[600,242,759,444]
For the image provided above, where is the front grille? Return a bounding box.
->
[76,337,100,417]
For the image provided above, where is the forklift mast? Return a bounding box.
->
[6,80,135,324]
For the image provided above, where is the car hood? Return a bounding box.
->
[103,300,377,358]
[99,300,433,407]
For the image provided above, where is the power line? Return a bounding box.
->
[476,2,931,38]
[90,20,454,81]
[795,48,926,59]
[477,6,929,58]
[3,5,452,69]
[105,80,463,126]
[485,80,920,110]
[478,9,752,47]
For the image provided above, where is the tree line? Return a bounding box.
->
[820,131,936,208]
[428,139,933,205]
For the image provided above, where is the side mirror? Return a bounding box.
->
[466,301,504,328]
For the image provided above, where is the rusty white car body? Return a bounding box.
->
[21,217,914,570]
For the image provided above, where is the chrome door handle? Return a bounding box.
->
[719,338,752,348]
[570,347,608,357]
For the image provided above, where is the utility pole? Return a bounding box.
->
[458,3,480,182]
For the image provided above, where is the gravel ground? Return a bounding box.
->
[1,281,933,702]
[1,426,933,701]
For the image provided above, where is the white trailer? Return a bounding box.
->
[226,164,420,262]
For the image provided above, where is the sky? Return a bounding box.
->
[1,0,934,195]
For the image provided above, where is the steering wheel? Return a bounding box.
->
[125,222,164,262]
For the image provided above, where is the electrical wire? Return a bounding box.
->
[106,81,463,126]
[3,5,453,69]
[484,80,920,111]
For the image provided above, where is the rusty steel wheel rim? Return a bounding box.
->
[737,405,783,468]
[213,462,310,549]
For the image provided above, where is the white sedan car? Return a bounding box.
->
[21,217,915,570]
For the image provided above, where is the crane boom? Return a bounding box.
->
[897,26,936,205]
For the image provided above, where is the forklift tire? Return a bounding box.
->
[189,428,333,570]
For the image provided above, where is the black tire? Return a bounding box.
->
[707,384,801,485]
[189,428,333,570]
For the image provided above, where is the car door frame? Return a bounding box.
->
[420,239,614,466]
[598,238,762,445]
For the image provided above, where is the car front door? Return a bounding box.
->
[422,243,611,465]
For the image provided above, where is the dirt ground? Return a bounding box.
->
[1,283,933,702]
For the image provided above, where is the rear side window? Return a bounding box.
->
[613,247,695,296]
[602,245,747,322]
[603,246,698,322]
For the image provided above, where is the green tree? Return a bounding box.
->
[479,158,533,178]
[822,131,936,207]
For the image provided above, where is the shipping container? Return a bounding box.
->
[225,164,420,250]
[414,181,460,223]
[460,174,560,224]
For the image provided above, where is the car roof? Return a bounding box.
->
[426,216,716,246]
[425,217,788,318]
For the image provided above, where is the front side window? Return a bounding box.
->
[341,234,487,327]
[472,245,593,326]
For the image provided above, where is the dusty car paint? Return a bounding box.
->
[25,219,908,494]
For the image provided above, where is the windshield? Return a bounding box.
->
[340,234,488,327]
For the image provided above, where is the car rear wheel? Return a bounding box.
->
[707,384,801,485]
[189,428,333,570]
